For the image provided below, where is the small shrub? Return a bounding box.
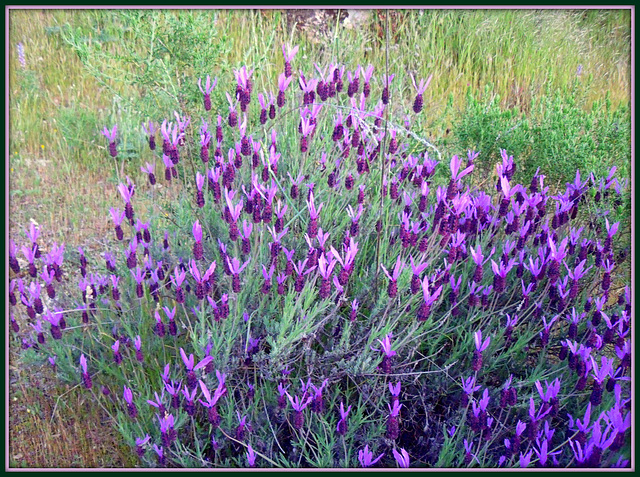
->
[9,40,631,469]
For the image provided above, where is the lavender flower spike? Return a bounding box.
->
[198,75,217,111]
[336,401,352,435]
[377,333,396,374]
[392,448,410,468]
[102,125,118,157]
[472,330,490,371]
[380,256,405,298]
[410,73,432,113]
[358,445,384,467]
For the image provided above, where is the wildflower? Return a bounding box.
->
[472,330,490,371]
[317,254,337,299]
[346,68,360,97]
[586,416,617,467]
[154,310,166,338]
[179,347,213,389]
[336,401,351,436]
[152,444,165,466]
[156,411,178,447]
[519,449,533,468]
[198,74,217,111]
[539,315,558,347]
[588,356,614,406]
[123,386,138,419]
[135,435,150,458]
[102,125,118,157]
[360,64,374,97]
[182,385,197,416]
[499,311,517,347]
[418,277,442,321]
[461,438,480,466]
[379,73,395,104]
[372,333,398,375]
[389,381,401,407]
[527,396,552,441]
[381,256,404,298]
[349,299,359,322]
[309,379,329,414]
[227,256,250,293]
[392,447,409,468]
[112,340,123,365]
[117,182,135,226]
[460,375,481,408]
[286,391,313,430]
[21,243,38,278]
[358,445,384,468]
[547,236,569,284]
[146,389,167,416]
[282,43,298,78]
[277,72,292,107]
[410,73,432,114]
[9,240,21,274]
[246,444,257,468]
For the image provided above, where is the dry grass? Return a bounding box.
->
[8,361,136,468]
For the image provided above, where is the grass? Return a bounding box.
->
[8,358,136,468]
[8,7,632,468]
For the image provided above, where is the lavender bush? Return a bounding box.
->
[9,42,631,468]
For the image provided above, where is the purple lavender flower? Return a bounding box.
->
[472,330,490,371]
[306,191,323,239]
[381,256,404,298]
[117,182,135,225]
[246,444,257,468]
[389,381,401,406]
[490,258,516,294]
[376,333,397,374]
[179,347,213,389]
[410,73,432,114]
[123,386,138,419]
[102,125,118,157]
[198,74,217,111]
[519,449,533,468]
[146,389,167,416]
[286,391,313,430]
[317,253,337,299]
[463,439,479,466]
[360,64,374,97]
[282,43,299,78]
[418,277,442,321]
[112,339,123,365]
[358,445,384,468]
[135,434,150,458]
[142,121,156,150]
[392,447,410,468]
[152,444,165,466]
[227,256,250,293]
[198,379,226,427]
